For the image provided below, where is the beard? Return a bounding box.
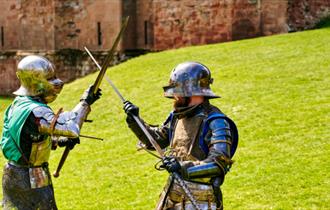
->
[173,96,191,110]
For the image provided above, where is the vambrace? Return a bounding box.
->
[185,162,224,179]
[33,101,91,138]
[71,101,91,128]
[127,118,169,149]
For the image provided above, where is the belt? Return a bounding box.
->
[167,177,215,203]
[172,201,218,210]
[8,161,48,168]
[8,160,29,168]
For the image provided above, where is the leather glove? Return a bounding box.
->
[57,137,80,150]
[123,101,139,123]
[80,85,102,105]
[161,156,181,173]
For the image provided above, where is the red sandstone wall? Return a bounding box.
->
[0,55,19,94]
[1,0,330,95]
[0,1,20,50]
[123,0,137,50]
[147,0,330,50]
[231,0,260,41]
[0,50,111,95]
[151,0,234,50]
[54,0,122,51]
[260,0,288,36]
[288,0,330,31]
[135,0,152,49]
[0,0,55,50]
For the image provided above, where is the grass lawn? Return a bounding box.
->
[0,27,329,209]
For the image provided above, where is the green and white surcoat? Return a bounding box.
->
[1,96,50,164]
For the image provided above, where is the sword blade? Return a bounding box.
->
[91,16,129,95]
[85,44,200,210]
[84,47,126,102]
[85,46,165,156]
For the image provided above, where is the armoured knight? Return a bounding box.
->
[124,62,238,210]
[0,55,101,209]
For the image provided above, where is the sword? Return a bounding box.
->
[53,16,129,178]
[85,48,201,210]
[91,16,130,94]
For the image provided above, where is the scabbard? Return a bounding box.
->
[53,146,71,178]
[156,175,174,210]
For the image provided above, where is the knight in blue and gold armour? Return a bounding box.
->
[124,62,238,210]
[1,55,101,209]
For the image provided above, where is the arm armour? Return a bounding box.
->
[32,101,91,138]
[127,117,170,149]
[185,117,233,179]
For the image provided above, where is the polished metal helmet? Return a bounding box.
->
[163,62,219,98]
[13,55,64,103]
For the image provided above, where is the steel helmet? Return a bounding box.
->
[163,62,219,98]
[13,55,64,103]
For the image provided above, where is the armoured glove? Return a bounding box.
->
[161,156,182,173]
[80,85,102,105]
[123,101,139,123]
[57,137,80,150]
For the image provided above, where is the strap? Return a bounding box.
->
[166,111,175,141]
[10,138,30,166]
[160,175,175,210]
[209,140,232,145]
[50,107,63,135]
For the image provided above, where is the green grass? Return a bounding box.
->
[1,28,329,209]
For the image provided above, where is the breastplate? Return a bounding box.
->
[170,115,204,161]
[29,136,52,166]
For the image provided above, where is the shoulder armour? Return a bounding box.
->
[209,117,232,141]
[32,106,54,122]
[200,112,239,158]
[57,111,78,124]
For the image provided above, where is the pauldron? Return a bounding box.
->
[208,117,233,159]
[184,117,234,182]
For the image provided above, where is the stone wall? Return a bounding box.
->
[0,53,19,94]
[1,0,330,95]
[54,0,123,51]
[152,0,234,50]
[150,0,292,50]
[0,0,55,50]
[0,50,115,96]
[288,0,330,31]
[231,0,260,41]
[149,0,330,50]
[0,0,124,95]
[123,0,137,50]
[260,0,288,36]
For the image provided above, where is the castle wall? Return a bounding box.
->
[260,0,288,36]
[0,0,55,50]
[0,0,329,95]
[54,0,122,51]
[151,0,292,50]
[0,54,19,94]
[151,0,234,50]
[288,0,330,31]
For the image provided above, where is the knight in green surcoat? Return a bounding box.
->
[1,55,101,210]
